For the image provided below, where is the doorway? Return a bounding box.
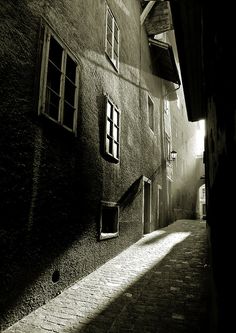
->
[198,184,206,220]
[156,185,162,229]
[143,177,151,234]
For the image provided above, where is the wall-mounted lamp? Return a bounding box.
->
[170,150,177,161]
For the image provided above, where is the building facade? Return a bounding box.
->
[155,30,205,223]
[170,91,205,221]
[0,0,203,329]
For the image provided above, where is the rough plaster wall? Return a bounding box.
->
[0,0,45,328]
[0,0,106,328]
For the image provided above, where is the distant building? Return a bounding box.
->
[0,1,203,329]
[170,91,205,221]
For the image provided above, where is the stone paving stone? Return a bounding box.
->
[2,220,210,333]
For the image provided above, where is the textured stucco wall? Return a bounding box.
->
[0,0,165,329]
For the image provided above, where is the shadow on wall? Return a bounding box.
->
[0,116,104,329]
[0,4,107,328]
[118,177,143,210]
[0,0,173,329]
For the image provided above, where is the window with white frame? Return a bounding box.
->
[38,27,79,135]
[165,134,171,162]
[105,5,119,70]
[163,98,169,114]
[148,95,154,131]
[105,97,120,161]
[100,201,119,240]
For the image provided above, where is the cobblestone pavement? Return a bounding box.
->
[3,220,210,333]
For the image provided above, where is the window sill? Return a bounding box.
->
[105,53,119,73]
[38,114,77,140]
[100,232,119,241]
[104,152,120,164]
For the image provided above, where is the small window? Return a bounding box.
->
[163,99,169,114]
[165,134,171,162]
[104,97,120,162]
[105,5,119,70]
[38,27,79,135]
[148,95,154,131]
[100,201,119,240]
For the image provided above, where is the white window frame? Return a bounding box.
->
[163,98,169,114]
[147,94,154,132]
[99,201,119,240]
[38,26,79,135]
[104,96,120,162]
[165,134,171,163]
[105,4,120,71]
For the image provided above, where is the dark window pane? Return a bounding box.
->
[66,55,76,82]
[63,103,74,129]
[47,63,61,94]
[101,207,118,233]
[45,89,60,121]
[64,78,75,106]
[49,36,63,69]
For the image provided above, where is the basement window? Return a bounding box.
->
[38,27,79,135]
[100,201,119,240]
[105,5,119,70]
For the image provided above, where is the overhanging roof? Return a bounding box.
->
[169,0,206,121]
[141,0,206,121]
[144,1,173,35]
[149,38,180,85]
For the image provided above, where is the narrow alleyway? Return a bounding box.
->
[3,220,210,333]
